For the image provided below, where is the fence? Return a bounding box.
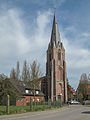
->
[0,95,62,115]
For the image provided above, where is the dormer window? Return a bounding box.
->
[25,90,29,93]
[36,90,39,94]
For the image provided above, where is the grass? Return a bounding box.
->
[0,105,61,115]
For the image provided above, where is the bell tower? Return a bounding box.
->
[46,12,67,102]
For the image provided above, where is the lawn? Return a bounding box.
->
[0,105,60,115]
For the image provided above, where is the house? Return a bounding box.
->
[10,79,44,106]
[68,85,76,100]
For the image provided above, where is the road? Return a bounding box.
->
[0,105,90,120]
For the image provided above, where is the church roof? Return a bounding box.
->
[50,13,61,48]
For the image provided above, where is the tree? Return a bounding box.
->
[29,60,43,99]
[88,95,90,101]
[30,60,42,81]
[77,73,88,101]
[80,73,88,82]
[27,66,31,82]
[16,61,20,80]
[10,68,16,80]
[21,60,30,82]
[0,78,20,105]
[78,93,83,103]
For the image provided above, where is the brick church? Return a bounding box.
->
[12,12,68,106]
[46,12,67,103]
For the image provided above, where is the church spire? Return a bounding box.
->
[50,12,61,48]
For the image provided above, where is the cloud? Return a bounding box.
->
[20,0,66,7]
[31,10,52,48]
[0,8,30,56]
[60,27,90,89]
[80,33,90,38]
[0,1,90,90]
[0,6,52,76]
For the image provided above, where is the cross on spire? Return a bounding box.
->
[54,5,56,14]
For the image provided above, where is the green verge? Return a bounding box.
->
[0,105,61,115]
[0,105,60,115]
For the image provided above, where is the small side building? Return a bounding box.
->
[11,79,44,106]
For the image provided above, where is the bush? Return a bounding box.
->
[88,95,90,101]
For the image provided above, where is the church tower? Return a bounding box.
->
[46,12,67,102]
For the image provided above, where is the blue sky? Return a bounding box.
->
[0,0,90,89]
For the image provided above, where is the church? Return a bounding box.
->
[46,12,67,103]
[14,12,68,106]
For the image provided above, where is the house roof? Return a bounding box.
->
[69,85,76,95]
[10,78,44,96]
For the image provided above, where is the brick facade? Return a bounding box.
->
[16,96,44,106]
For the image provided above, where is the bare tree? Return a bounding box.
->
[30,60,42,81]
[21,60,30,82]
[88,74,90,82]
[27,66,31,82]
[10,68,16,80]
[29,60,43,99]
[16,61,20,80]
[80,73,87,82]
[77,73,88,101]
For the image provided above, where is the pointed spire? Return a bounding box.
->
[50,12,61,48]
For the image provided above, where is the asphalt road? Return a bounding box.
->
[0,105,90,120]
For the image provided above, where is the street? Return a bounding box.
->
[0,105,90,120]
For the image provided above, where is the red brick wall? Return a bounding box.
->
[16,96,44,106]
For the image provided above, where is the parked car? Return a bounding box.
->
[83,100,90,105]
[71,100,80,104]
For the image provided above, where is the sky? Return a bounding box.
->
[0,0,90,90]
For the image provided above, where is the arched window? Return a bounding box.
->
[49,54,51,61]
[58,52,61,60]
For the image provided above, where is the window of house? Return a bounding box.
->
[25,90,29,93]
[36,90,39,94]
[37,98,39,102]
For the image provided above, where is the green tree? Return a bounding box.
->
[0,78,20,105]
